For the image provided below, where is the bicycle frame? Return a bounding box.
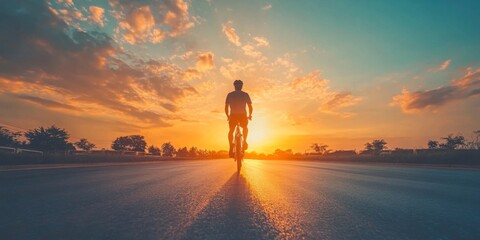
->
[233,123,244,172]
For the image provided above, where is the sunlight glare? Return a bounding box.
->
[247,117,271,151]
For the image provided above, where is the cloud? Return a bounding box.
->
[262,4,272,10]
[48,5,86,27]
[110,0,194,44]
[291,71,327,90]
[391,68,480,112]
[221,57,233,63]
[283,71,361,118]
[221,27,268,60]
[218,58,274,95]
[217,46,360,121]
[196,52,215,71]
[162,0,195,36]
[320,92,361,117]
[0,0,196,126]
[253,36,270,47]
[219,66,233,79]
[16,95,80,111]
[117,5,160,44]
[321,92,360,110]
[182,68,201,80]
[222,22,241,46]
[242,44,262,58]
[274,56,299,77]
[178,52,215,80]
[170,50,194,61]
[438,59,451,71]
[428,59,452,72]
[89,6,105,26]
[57,0,74,7]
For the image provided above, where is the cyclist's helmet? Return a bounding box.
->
[233,79,243,86]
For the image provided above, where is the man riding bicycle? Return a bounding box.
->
[225,80,253,157]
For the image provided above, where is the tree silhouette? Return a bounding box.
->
[0,127,21,147]
[111,135,147,152]
[364,142,374,152]
[148,145,161,155]
[189,146,198,157]
[25,125,73,151]
[161,142,176,157]
[439,134,465,150]
[427,140,439,149]
[364,139,387,155]
[310,143,330,154]
[176,146,189,157]
[467,130,480,150]
[274,148,293,157]
[74,138,96,151]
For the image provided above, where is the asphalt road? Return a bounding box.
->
[1,160,479,240]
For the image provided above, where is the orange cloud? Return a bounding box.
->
[322,92,360,110]
[162,0,194,37]
[242,44,262,58]
[453,67,479,88]
[438,59,451,71]
[49,6,86,27]
[196,52,215,71]
[110,0,193,44]
[182,68,201,80]
[391,68,480,112]
[89,6,105,26]
[291,71,327,90]
[274,56,299,77]
[254,36,270,47]
[119,6,159,44]
[57,0,74,7]
[0,1,197,127]
[281,71,362,118]
[16,95,80,111]
[320,92,361,117]
[219,66,233,79]
[222,22,241,46]
[178,52,215,80]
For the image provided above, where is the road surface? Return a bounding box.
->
[1,160,479,239]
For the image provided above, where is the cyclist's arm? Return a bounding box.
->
[247,103,253,119]
[225,104,229,119]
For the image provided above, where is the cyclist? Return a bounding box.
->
[225,80,253,157]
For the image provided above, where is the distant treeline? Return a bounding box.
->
[1,125,479,165]
[0,125,231,159]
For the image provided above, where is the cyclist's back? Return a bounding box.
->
[225,80,252,157]
[226,90,251,115]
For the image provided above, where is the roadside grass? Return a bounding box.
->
[1,150,479,166]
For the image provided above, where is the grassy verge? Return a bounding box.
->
[0,152,191,165]
[1,150,479,167]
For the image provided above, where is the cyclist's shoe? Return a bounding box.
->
[243,141,248,150]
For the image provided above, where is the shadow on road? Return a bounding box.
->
[181,172,279,239]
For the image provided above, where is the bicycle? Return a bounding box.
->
[232,123,244,172]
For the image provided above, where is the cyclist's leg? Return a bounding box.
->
[228,116,237,157]
[240,116,249,150]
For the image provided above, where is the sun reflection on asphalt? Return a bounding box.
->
[241,159,308,239]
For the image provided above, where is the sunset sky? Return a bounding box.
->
[1,0,479,153]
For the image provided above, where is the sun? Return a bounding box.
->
[247,117,271,152]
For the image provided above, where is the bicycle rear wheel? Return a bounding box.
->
[235,138,242,172]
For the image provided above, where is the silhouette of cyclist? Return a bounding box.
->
[225,80,252,157]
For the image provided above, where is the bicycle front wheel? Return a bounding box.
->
[236,155,242,172]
